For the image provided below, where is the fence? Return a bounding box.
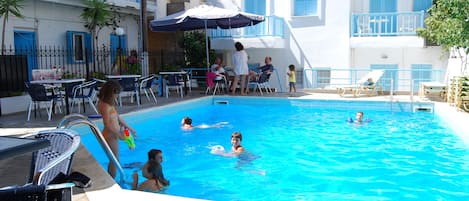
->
[303,68,446,94]
[0,55,29,97]
[0,47,184,95]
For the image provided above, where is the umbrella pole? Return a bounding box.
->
[205,20,210,71]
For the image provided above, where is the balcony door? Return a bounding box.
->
[369,0,397,36]
[244,0,266,36]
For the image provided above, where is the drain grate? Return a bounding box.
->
[214,100,229,105]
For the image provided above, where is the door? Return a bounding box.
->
[371,64,398,92]
[14,31,37,81]
[244,0,266,35]
[369,0,397,36]
[110,34,127,67]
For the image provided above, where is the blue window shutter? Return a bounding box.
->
[66,31,73,64]
[85,33,92,63]
[120,35,127,51]
[294,0,317,16]
[413,0,432,12]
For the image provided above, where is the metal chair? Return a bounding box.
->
[247,72,272,95]
[139,75,158,104]
[70,80,98,114]
[25,83,62,121]
[165,74,184,98]
[0,129,81,201]
[118,78,140,106]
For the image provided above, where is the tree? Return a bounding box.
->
[417,0,469,73]
[0,0,25,51]
[81,0,118,76]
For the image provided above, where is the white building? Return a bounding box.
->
[205,0,445,93]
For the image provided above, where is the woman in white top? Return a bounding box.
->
[231,42,249,95]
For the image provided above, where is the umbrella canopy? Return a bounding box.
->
[150,5,265,32]
[150,5,265,69]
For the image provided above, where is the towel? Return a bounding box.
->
[206,72,217,89]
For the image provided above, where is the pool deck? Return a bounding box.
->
[1,89,468,201]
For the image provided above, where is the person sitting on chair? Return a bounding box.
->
[211,57,226,79]
[249,56,274,82]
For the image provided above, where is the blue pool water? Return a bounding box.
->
[80,97,469,201]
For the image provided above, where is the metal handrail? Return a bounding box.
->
[57,114,126,184]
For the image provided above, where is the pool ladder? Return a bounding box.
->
[57,114,126,184]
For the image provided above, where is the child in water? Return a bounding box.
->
[181,116,228,130]
[132,149,169,192]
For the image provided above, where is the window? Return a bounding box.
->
[413,0,433,12]
[293,0,318,16]
[66,31,92,64]
[317,69,330,88]
[411,64,432,92]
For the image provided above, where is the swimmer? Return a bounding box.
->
[347,111,372,124]
[212,131,245,157]
[181,116,228,130]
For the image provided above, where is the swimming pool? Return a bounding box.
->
[80,97,469,200]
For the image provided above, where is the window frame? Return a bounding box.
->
[292,0,319,17]
[66,31,92,64]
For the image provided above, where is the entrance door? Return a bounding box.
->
[369,0,397,36]
[14,31,37,81]
[110,34,127,66]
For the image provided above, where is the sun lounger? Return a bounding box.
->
[337,70,384,97]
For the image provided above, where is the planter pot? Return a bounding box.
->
[0,95,30,115]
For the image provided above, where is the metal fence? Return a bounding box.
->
[0,47,184,96]
[304,68,446,94]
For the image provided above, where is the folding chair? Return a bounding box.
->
[139,75,158,104]
[25,83,62,121]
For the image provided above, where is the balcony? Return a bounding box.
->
[210,16,285,49]
[350,11,426,48]
[351,11,425,37]
[104,0,157,11]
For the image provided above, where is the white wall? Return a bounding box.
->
[0,1,140,49]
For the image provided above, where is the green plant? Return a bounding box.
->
[416,0,469,54]
[127,63,141,74]
[91,71,105,80]
[178,31,215,68]
[0,0,25,50]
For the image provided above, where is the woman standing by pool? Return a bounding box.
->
[231,42,249,95]
[98,80,137,178]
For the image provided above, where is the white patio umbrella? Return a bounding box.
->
[150,4,265,69]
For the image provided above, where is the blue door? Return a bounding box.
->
[14,31,37,81]
[110,34,127,66]
[411,64,432,92]
[371,64,398,92]
[369,0,397,36]
[245,0,266,36]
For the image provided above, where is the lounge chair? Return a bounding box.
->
[0,129,81,201]
[337,70,384,97]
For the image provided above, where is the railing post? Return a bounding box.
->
[390,79,394,101]
[410,79,414,102]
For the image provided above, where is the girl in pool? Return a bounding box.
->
[132,149,169,192]
[181,116,228,130]
[98,80,137,178]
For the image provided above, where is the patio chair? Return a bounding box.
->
[118,77,140,106]
[166,74,184,98]
[0,129,81,201]
[0,183,75,201]
[139,75,158,104]
[205,72,228,95]
[337,70,384,97]
[247,72,272,95]
[70,80,98,114]
[25,82,62,121]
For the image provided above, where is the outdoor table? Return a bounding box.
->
[105,74,141,79]
[158,71,188,97]
[0,136,50,160]
[31,78,85,115]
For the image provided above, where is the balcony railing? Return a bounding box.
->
[210,16,284,38]
[351,11,425,37]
